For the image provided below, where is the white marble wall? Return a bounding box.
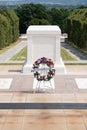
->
[22,25,66,74]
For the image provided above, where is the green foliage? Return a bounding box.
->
[67,9,87,50]
[48,8,70,32]
[0,9,19,49]
[15,3,70,33]
[15,3,51,33]
[0,14,9,48]
[30,18,50,25]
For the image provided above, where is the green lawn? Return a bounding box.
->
[10,46,77,61]
[61,47,77,61]
[10,46,27,61]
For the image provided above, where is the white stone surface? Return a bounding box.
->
[75,78,87,89]
[0,78,13,89]
[33,78,55,92]
[27,25,61,34]
[22,25,66,74]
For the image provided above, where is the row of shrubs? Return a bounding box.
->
[0,9,19,49]
[67,9,87,50]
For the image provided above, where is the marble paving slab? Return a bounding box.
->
[0,78,13,89]
[75,78,87,89]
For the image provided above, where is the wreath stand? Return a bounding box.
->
[32,58,55,93]
[33,78,55,93]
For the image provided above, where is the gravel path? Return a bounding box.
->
[0,41,27,63]
[61,42,87,60]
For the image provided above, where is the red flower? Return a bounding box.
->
[35,71,40,75]
[50,62,54,66]
[32,57,55,81]
[43,75,45,79]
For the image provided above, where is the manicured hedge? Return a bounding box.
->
[0,9,19,49]
[67,9,87,50]
[0,14,10,48]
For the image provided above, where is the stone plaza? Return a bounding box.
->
[0,25,87,130]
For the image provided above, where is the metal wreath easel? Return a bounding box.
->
[33,64,55,93]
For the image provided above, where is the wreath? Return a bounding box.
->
[31,57,55,81]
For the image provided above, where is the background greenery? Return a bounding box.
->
[0,8,19,49]
[67,8,87,51]
[15,3,70,33]
[15,4,87,53]
[0,4,87,53]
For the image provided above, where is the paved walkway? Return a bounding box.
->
[0,41,27,63]
[61,42,87,60]
[0,91,87,130]
[0,69,87,129]
[0,37,87,130]
[0,73,87,93]
[0,66,86,130]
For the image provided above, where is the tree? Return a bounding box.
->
[15,3,51,33]
[48,8,70,33]
[30,18,50,25]
[15,3,70,34]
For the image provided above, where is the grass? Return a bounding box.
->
[0,63,23,65]
[10,46,77,61]
[10,46,27,61]
[65,63,87,65]
[61,47,77,61]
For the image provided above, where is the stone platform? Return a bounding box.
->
[0,74,87,93]
[0,65,87,130]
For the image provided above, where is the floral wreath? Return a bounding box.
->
[31,57,55,81]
